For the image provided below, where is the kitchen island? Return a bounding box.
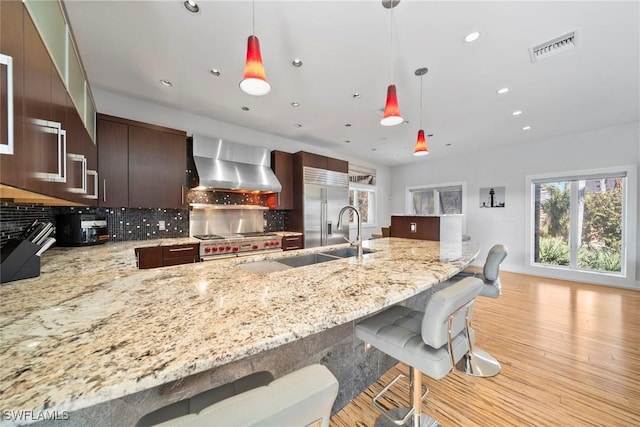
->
[0,238,478,426]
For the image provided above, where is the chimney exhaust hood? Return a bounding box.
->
[189,135,282,193]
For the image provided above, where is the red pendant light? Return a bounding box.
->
[381,84,403,126]
[240,35,271,96]
[414,129,429,156]
[239,1,270,96]
[414,67,429,156]
[380,1,403,126]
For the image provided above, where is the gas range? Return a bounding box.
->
[194,232,282,260]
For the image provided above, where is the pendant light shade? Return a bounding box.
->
[380,84,403,126]
[240,35,271,96]
[414,129,429,156]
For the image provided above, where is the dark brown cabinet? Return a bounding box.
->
[0,0,26,189]
[97,114,187,209]
[267,150,293,210]
[0,2,96,205]
[294,151,348,173]
[97,117,128,207]
[281,235,303,251]
[135,243,199,269]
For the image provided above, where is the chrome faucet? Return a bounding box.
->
[337,205,363,259]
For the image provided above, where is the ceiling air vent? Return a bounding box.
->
[529,29,578,63]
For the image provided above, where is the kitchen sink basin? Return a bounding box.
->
[239,246,376,274]
[320,247,374,258]
[274,253,338,268]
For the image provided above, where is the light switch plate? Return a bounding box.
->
[158,221,166,231]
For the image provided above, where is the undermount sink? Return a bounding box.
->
[239,246,375,274]
[320,247,374,258]
[274,253,338,268]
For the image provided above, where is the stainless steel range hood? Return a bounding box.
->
[190,135,282,193]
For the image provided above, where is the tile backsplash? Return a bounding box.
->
[1,190,291,248]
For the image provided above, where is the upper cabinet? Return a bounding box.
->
[97,114,187,209]
[267,150,293,210]
[295,151,348,173]
[0,0,97,205]
[23,0,96,142]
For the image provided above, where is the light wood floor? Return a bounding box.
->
[330,271,640,426]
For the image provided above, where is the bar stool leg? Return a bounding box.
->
[373,367,441,427]
[455,306,501,377]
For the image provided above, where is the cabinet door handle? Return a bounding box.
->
[67,153,86,193]
[0,54,14,155]
[181,185,184,205]
[31,120,67,183]
[169,247,193,252]
[86,170,98,199]
[285,237,299,241]
[103,179,107,202]
[277,192,280,207]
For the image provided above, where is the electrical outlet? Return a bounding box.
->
[410,222,417,233]
[158,221,166,231]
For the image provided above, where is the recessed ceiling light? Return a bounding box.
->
[371,148,377,152]
[497,87,509,94]
[345,123,352,127]
[403,120,409,125]
[512,110,523,116]
[522,126,531,130]
[446,143,452,146]
[291,102,300,107]
[241,106,250,111]
[464,32,481,43]
[294,124,302,128]
[209,69,221,77]
[184,0,200,14]
[345,140,351,143]
[352,93,361,99]
[160,80,173,87]
[291,58,303,67]
[427,134,434,137]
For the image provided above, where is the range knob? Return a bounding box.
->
[219,246,225,252]
[252,245,259,250]
[225,246,232,251]
[204,247,211,253]
[212,247,218,252]
[233,247,239,252]
[273,240,280,246]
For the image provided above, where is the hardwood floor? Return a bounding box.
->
[330,271,640,426]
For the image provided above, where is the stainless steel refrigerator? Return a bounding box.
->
[303,167,349,248]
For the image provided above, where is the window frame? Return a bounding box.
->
[405,181,467,216]
[348,183,376,226]
[525,165,637,286]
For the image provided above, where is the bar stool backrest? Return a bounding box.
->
[421,277,483,348]
[483,244,508,284]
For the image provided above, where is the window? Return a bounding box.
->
[406,182,465,215]
[348,164,376,225]
[529,168,631,276]
[349,185,375,225]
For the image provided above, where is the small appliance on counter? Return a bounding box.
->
[0,220,56,284]
[55,213,108,246]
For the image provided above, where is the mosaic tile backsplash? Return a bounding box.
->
[1,190,291,248]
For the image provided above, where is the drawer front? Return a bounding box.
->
[163,256,198,267]
[162,244,199,259]
[282,235,303,251]
[135,246,163,269]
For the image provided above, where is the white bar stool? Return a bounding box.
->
[355,277,483,427]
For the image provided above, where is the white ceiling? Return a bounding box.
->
[63,0,640,167]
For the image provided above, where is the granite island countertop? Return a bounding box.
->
[0,238,478,425]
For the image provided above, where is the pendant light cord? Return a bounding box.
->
[389,7,394,82]
[252,0,255,35]
[420,76,423,129]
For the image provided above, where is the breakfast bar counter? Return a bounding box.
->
[0,238,478,426]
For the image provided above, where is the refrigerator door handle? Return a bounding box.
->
[327,221,332,236]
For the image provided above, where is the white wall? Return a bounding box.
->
[389,122,640,289]
[93,88,391,239]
